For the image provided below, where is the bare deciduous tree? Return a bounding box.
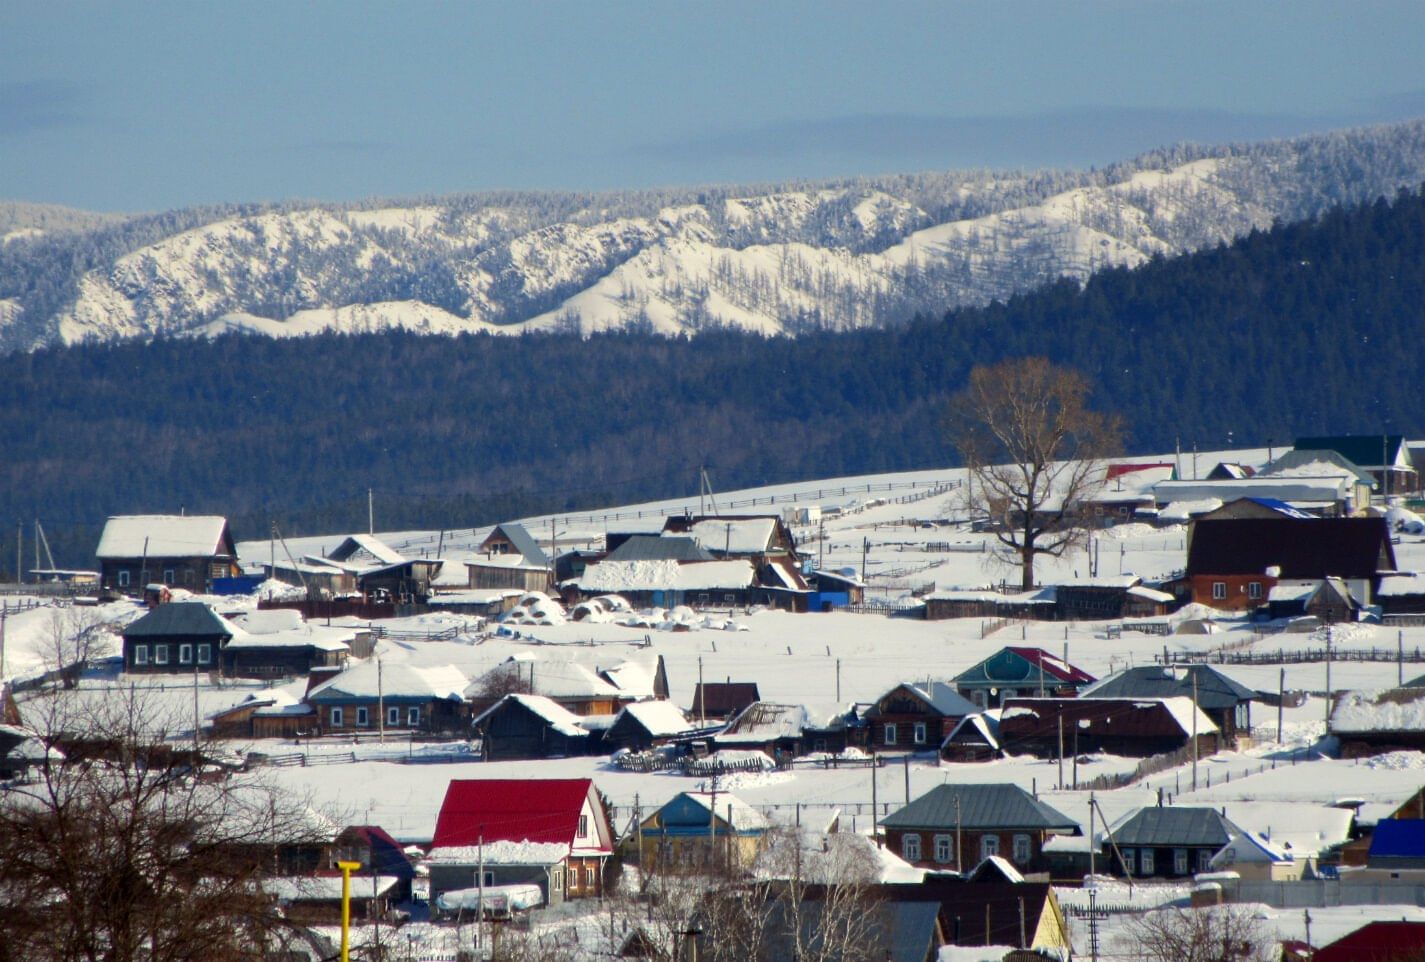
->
[44,604,107,689]
[0,685,323,962]
[949,356,1123,590]
[1115,905,1274,962]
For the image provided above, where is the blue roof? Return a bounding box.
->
[1245,497,1317,520]
[1369,819,1425,859]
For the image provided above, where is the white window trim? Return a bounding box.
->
[1140,848,1155,875]
[901,833,921,862]
[155,645,169,665]
[884,723,897,745]
[179,644,192,665]
[1012,833,1031,865]
[356,707,369,726]
[134,644,148,665]
[408,706,421,725]
[1212,582,1227,600]
[913,721,928,744]
[981,835,1000,859]
[1248,581,1262,599]
[1175,848,1189,875]
[934,834,954,864]
[197,644,211,665]
[331,707,344,727]
[388,707,400,726]
[117,570,131,587]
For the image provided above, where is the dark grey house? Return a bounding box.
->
[1104,806,1237,879]
[880,783,1079,875]
[121,602,234,673]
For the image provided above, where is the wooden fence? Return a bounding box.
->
[1161,645,1425,666]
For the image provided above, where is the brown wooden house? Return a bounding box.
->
[97,515,240,595]
[866,682,977,751]
[998,696,1219,759]
[880,783,1079,875]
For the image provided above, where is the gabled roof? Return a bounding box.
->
[1108,806,1236,848]
[956,647,1095,688]
[1315,921,1425,962]
[881,783,1078,833]
[999,696,1218,740]
[1262,447,1377,485]
[762,897,942,962]
[1186,517,1396,578]
[718,701,855,743]
[1295,434,1411,471]
[324,533,405,566]
[471,656,622,700]
[308,662,467,702]
[1081,664,1257,711]
[432,778,594,848]
[97,515,234,560]
[655,791,769,833]
[122,601,235,639]
[661,515,784,556]
[472,694,588,738]
[1367,819,1425,860]
[482,523,549,567]
[605,535,713,563]
[691,682,761,716]
[880,878,1059,950]
[612,699,693,738]
[873,681,977,718]
[1330,688,1425,733]
[943,712,1000,751]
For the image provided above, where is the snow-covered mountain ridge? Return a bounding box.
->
[5,118,1425,350]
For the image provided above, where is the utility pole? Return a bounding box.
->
[1325,628,1334,727]
[1088,795,1096,878]
[1277,667,1285,745]
[1057,714,1065,790]
[870,762,879,847]
[697,656,705,727]
[861,537,868,583]
[835,658,841,703]
[955,794,962,874]
[1191,670,1199,791]
[378,657,385,744]
[368,488,374,536]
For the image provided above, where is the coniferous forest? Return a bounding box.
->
[3,186,1424,571]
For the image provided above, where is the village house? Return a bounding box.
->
[263,874,402,924]
[471,693,592,760]
[1295,433,1417,498]
[996,696,1219,759]
[1209,827,1311,881]
[710,701,861,757]
[1330,687,1425,756]
[688,681,761,721]
[881,878,1073,959]
[1103,806,1239,879]
[1085,462,1176,526]
[121,601,232,674]
[866,682,977,751]
[1184,516,1396,611]
[939,713,1002,763]
[879,783,1079,875]
[220,608,353,679]
[426,778,614,907]
[1081,664,1258,748]
[305,662,468,736]
[466,655,630,716]
[207,687,316,739]
[466,523,552,592]
[954,647,1096,708]
[634,790,770,873]
[96,515,241,595]
[604,700,696,752]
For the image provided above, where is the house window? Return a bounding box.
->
[568,869,579,891]
[134,644,148,666]
[155,645,169,665]
[901,833,922,862]
[913,722,928,745]
[972,689,986,708]
[981,835,1000,860]
[356,707,369,726]
[331,707,344,727]
[1002,689,1017,701]
[163,569,175,586]
[552,867,564,892]
[184,569,194,586]
[1140,849,1155,875]
[1121,848,1135,873]
[884,723,897,746]
[579,815,589,838]
[197,644,211,665]
[1212,582,1227,600]
[724,593,735,605]
[1174,849,1188,875]
[477,870,494,888]
[1012,834,1031,865]
[585,866,596,888]
[1248,582,1262,600]
[388,707,400,726]
[408,707,421,726]
[179,644,192,665]
[118,570,130,587]
[697,593,710,606]
[1197,849,1213,872]
[934,835,954,864]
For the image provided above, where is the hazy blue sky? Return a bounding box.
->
[4,1,1425,212]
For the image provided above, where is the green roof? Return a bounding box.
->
[1110,806,1235,848]
[122,602,233,639]
[881,782,1078,833]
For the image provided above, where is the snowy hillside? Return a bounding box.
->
[5,118,1425,349]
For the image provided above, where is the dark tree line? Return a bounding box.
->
[3,185,1425,571]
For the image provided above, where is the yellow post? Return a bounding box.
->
[338,860,362,962]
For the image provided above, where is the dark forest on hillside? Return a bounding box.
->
[3,186,1424,571]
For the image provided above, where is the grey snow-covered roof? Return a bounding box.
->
[122,602,234,639]
[877,681,977,718]
[1080,664,1257,711]
[490,523,549,566]
[880,783,1078,833]
[1109,806,1237,848]
[605,535,714,563]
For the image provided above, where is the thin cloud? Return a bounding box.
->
[0,80,87,137]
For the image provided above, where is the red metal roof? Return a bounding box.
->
[1005,647,1096,684]
[432,778,592,848]
[1315,920,1425,962]
[1105,462,1175,480]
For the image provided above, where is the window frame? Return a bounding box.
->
[163,568,175,586]
[330,707,344,728]
[1174,848,1188,875]
[179,644,193,665]
[981,835,1000,860]
[913,721,928,745]
[884,723,897,746]
[197,643,211,665]
[1212,582,1227,600]
[1012,833,1031,865]
[134,644,148,666]
[901,833,922,862]
[1248,581,1262,600]
[408,706,421,726]
[117,570,131,587]
[585,866,596,888]
[356,707,369,727]
[1140,848,1155,875]
[155,645,169,665]
[934,834,954,864]
[388,706,400,726]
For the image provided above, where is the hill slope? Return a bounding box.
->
[3,184,1425,570]
[3,119,1425,350]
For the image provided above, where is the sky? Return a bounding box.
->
[4,1,1425,213]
